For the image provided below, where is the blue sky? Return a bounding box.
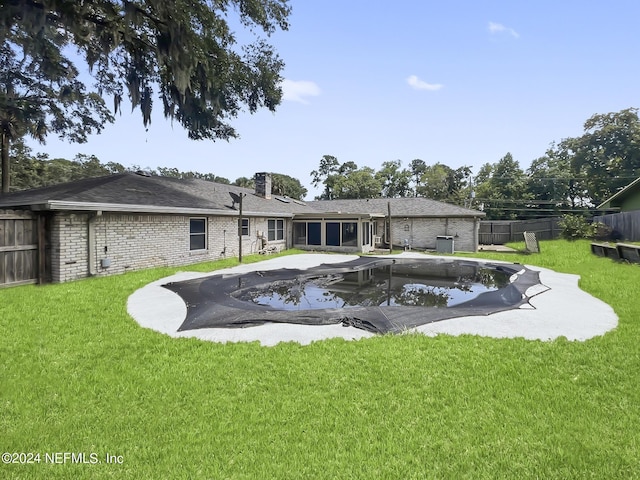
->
[30,1,640,199]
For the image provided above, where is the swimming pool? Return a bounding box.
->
[163,256,543,334]
[236,261,511,309]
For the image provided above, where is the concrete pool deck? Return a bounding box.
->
[127,253,618,346]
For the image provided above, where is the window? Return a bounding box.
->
[238,218,249,236]
[190,218,207,250]
[308,222,322,245]
[293,220,361,247]
[326,222,340,246]
[341,222,358,246]
[294,222,307,245]
[363,221,370,246]
[268,219,284,241]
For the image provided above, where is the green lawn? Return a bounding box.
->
[2,241,640,479]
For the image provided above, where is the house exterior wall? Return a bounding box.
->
[390,217,479,252]
[46,210,478,283]
[50,213,90,282]
[620,192,640,212]
[49,212,291,282]
[292,216,479,253]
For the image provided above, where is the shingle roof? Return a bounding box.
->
[307,197,484,218]
[0,172,312,216]
[0,173,484,218]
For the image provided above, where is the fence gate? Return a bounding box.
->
[480,218,561,245]
[479,221,512,245]
[0,210,45,287]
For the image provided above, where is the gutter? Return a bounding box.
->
[291,212,374,220]
[296,212,485,219]
[27,201,296,218]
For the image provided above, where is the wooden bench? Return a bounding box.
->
[616,243,640,263]
[591,242,640,263]
[590,242,620,260]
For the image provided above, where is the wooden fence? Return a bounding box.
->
[592,211,640,242]
[479,217,562,245]
[0,210,45,287]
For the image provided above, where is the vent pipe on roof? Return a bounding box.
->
[254,172,272,199]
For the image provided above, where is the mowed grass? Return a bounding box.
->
[2,241,640,479]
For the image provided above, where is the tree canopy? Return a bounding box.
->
[559,107,640,205]
[1,0,291,192]
[8,142,127,191]
[271,173,307,200]
[470,108,640,218]
[473,153,529,220]
[310,155,472,202]
[7,142,308,199]
[0,27,113,192]
[310,156,383,200]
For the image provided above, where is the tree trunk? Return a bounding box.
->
[1,132,9,194]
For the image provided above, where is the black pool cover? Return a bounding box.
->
[163,257,544,335]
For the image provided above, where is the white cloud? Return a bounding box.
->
[281,79,321,104]
[488,21,519,38]
[406,75,443,91]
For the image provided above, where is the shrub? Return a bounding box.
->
[559,214,597,240]
[592,222,618,241]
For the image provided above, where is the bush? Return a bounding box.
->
[592,222,619,241]
[559,214,597,240]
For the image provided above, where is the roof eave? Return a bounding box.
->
[292,212,374,219]
[30,201,295,218]
[597,177,640,209]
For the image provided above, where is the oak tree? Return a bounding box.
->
[1,0,291,192]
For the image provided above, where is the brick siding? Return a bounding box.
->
[50,212,291,282]
[390,217,478,251]
[48,211,478,283]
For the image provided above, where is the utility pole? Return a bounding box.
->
[238,192,245,262]
[229,191,246,262]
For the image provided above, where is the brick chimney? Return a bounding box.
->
[254,172,272,199]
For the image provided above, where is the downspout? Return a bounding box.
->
[88,211,102,276]
[37,214,46,284]
[388,201,392,254]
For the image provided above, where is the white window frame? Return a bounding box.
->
[238,218,249,236]
[189,217,207,251]
[268,219,284,241]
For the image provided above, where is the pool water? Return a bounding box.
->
[164,256,541,334]
[235,263,511,311]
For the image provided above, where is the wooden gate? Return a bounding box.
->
[0,210,45,287]
[479,221,512,245]
[480,218,562,244]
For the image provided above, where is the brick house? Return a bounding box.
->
[0,172,484,285]
[299,198,483,253]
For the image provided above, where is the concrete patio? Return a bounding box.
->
[127,253,618,346]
